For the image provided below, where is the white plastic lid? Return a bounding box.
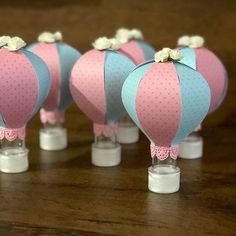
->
[148,165,180,194]
[179,136,203,159]
[117,125,139,144]
[40,127,67,151]
[0,148,29,173]
[92,143,121,167]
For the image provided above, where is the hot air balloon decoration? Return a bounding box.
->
[115,28,156,144]
[122,48,211,193]
[28,31,81,151]
[0,36,50,173]
[70,37,135,167]
[177,35,228,159]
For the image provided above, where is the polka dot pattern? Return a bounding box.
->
[195,48,226,113]
[171,63,211,146]
[122,62,154,139]
[136,62,181,146]
[0,49,38,128]
[70,49,106,124]
[33,43,60,111]
[118,40,145,65]
[214,66,228,111]
[136,40,156,61]
[56,43,81,111]
[104,51,135,123]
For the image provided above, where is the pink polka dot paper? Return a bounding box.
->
[70,49,135,137]
[118,41,145,65]
[0,49,37,128]
[195,48,227,113]
[0,48,50,141]
[70,50,106,124]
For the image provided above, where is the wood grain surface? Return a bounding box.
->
[0,0,235,235]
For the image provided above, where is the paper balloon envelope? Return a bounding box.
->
[70,37,135,167]
[115,28,156,65]
[28,31,81,151]
[115,28,155,144]
[178,35,228,114]
[122,48,211,193]
[0,36,50,173]
[177,35,228,159]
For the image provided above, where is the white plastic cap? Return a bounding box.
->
[92,143,121,167]
[40,127,67,151]
[0,148,29,173]
[148,165,180,194]
[116,125,139,144]
[179,136,203,159]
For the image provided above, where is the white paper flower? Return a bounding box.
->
[38,31,63,43]
[190,35,205,48]
[38,32,55,43]
[154,48,182,63]
[177,35,204,48]
[0,36,11,47]
[4,37,26,51]
[154,50,168,62]
[115,28,131,43]
[109,38,121,50]
[54,31,63,42]
[115,28,143,43]
[169,49,182,60]
[178,35,191,47]
[130,28,143,40]
[92,37,111,50]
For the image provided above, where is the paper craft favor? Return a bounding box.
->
[177,35,228,159]
[0,36,50,173]
[70,37,135,167]
[28,31,81,150]
[122,48,211,193]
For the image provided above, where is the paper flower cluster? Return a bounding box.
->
[92,37,121,50]
[0,36,26,51]
[154,48,182,62]
[178,35,205,48]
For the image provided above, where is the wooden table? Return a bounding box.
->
[0,106,235,235]
[0,0,235,235]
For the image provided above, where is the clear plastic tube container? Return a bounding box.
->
[92,135,121,167]
[117,115,139,144]
[39,122,67,151]
[179,132,203,159]
[0,138,29,173]
[148,155,180,194]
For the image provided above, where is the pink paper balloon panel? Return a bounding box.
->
[0,48,50,141]
[118,39,155,65]
[115,28,155,65]
[70,49,135,136]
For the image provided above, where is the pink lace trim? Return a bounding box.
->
[150,144,179,160]
[0,126,26,141]
[40,109,65,125]
[93,123,118,137]
[194,124,202,132]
